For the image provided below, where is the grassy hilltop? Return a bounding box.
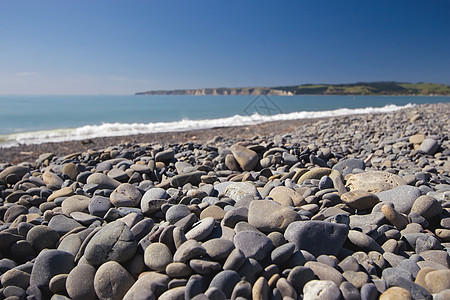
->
[136,82,450,96]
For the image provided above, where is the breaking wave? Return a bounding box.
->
[0,103,414,147]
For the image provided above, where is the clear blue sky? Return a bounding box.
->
[1,0,449,95]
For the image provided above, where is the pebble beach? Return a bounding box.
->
[0,102,449,299]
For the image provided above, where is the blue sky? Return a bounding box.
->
[1,0,449,95]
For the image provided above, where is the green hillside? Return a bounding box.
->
[273,82,450,95]
[136,82,450,96]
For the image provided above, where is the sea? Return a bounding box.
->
[0,95,448,147]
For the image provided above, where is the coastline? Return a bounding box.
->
[1,102,448,165]
[0,102,449,299]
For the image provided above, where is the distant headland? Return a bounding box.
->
[136,81,450,96]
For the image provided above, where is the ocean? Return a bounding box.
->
[0,95,448,147]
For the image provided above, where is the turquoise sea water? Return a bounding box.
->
[0,95,448,146]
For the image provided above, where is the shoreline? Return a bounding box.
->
[0,102,448,299]
[1,102,448,165]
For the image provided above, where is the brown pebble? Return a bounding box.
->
[381,203,408,230]
[380,286,412,300]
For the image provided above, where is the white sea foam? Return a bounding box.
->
[0,103,414,147]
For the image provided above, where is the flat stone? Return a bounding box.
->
[86,173,121,190]
[341,281,361,300]
[248,200,301,233]
[341,190,380,210]
[123,272,169,300]
[342,271,369,289]
[159,286,185,300]
[224,182,260,202]
[166,204,192,224]
[110,183,142,207]
[48,214,83,235]
[346,230,384,253]
[303,280,341,300]
[346,171,407,193]
[0,166,29,184]
[66,264,96,300]
[94,261,135,300]
[409,134,425,144]
[61,195,90,215]
[202,238,235,261]
[185,217,216,241]
[234,230,273,260]
[419,250,450,268]
[284,221,349,257]
[270,242,295,266]
[223,248,246,271]
[88,196,112,218]
[1,268,30,290]
[200,205,226,221]
[166,262,193,278]
[374,185,422,214]
[62,162,79,180]
[269,186,305,207]
[30,250,75,294]
[287,266,316,295]
[43,171,64,190]
[84,220,137,266]
[333,158,365,177]
[305,261,344,285]
[230,144,258,171]
[385,276,432,300]
[189,259,222,275]
[173,240,207,262]
[419,138,439,155]
[155,149,175,162]
[298,167,333,184]
[252,276,270,300]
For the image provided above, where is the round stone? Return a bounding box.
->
[173,240,207,262]
[94,261,135,300]
[48,214,83,236]
[185,217,215,241]
[144,242,172,272]
[61,195,91,215]
[1,268,30,290]
[234,230,273,261]
[411,195,442,219]
[26,225,60,252]
[66,264,96,300]
[202,238,235,261]
[424,269,450,294]
[84,220,137,266]
[303,280,341,300]
[269,186,304,207]
[209,270,241,298]
[419,138,439,155]
[166,205,191,224]
[110,183,142,207]
[379,287,412,300]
